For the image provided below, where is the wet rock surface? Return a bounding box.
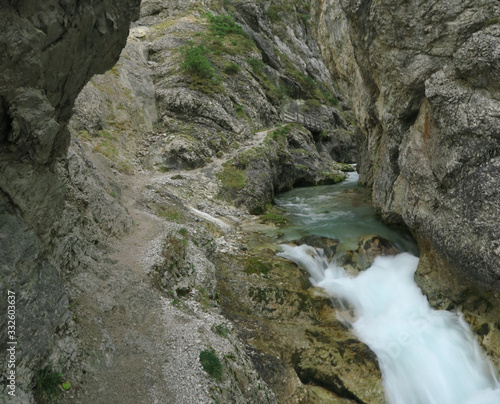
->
[216,237,385,403]
[311,0,500,379]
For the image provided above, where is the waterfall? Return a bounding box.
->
[278,245,500,404]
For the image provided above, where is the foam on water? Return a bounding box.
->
[278,245,500,404]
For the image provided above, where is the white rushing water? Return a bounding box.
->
[278,245,500,404]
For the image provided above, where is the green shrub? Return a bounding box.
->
[299,13,311,26]
[214,323,230,337]
[326,95,339,106]
[224,62,240,75]
[270,124,292,141]
[277,83,293,100]
[305,99,322,109]
[181,43,214,79]
[217,165,246,190]
[247,57,264,74]
[201,13,255,56]
[178,227,189,238]
[200,349,223,380]
[207,13,247,37]
[234,104,245,117]
[261,212,288,226]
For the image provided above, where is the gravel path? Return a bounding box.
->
[61,133,276,403]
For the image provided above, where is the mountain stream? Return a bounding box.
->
[276,171,500,404]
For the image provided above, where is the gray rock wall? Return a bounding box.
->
[312,0,500,290]
[0,0,139,399]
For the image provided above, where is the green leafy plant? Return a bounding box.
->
[33,367,63,402]
[181,43,215,79]
[234,104,246,118]
[305,99,322,109]
[224,62,240,75]
[178,227,189,238]
[214,323,230,338]
[200,349,223,380]
[207,13,247,37]
[270,124,292,140]
[247,57,264,74]
[217,165,246,191]
[261,212,288,226]
[201,12,255,56]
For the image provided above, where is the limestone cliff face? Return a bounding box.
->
[312,0,500,290]
[0,1,139,399]
[71,0,357,213]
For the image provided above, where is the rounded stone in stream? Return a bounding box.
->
[358,235,400,266]
[290,235,341,261]
[337,235,401,273]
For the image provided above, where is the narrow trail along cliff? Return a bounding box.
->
[64,172,171,403]
[61,125,286,402]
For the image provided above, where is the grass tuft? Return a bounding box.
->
[33,367,62,402]
[200,349,223,380]
[217,165,246,191]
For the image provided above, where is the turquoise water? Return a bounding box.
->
[276,172,500,404]
[275,171,418,254]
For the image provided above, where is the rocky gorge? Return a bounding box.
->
[1,0,500,403]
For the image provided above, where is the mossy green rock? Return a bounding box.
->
[216,241,384,403]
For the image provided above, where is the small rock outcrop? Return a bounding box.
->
[216,241,385,403]
[219,124,349,214]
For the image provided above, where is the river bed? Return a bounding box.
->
[275,172,500,404]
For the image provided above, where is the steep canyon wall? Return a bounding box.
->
[312,0,500,291]
[0,1,140,399]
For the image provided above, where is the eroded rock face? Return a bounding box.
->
[0,0,140,398]
[71,0,358,173]
[216,244,385,403]
[311,0,500,290]
[221,124,349,214]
